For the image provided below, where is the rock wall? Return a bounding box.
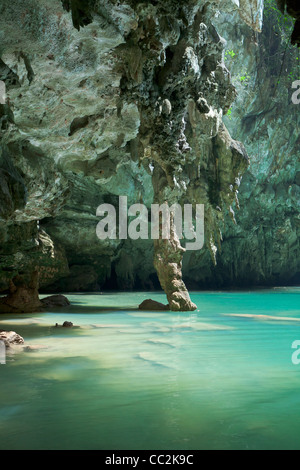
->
[183,1,300,288]
[0,0,283,307]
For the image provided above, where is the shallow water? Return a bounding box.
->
[0,289,300,450]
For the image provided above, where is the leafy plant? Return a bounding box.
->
[225,50,236,60]
[226,108,233,120]
[263,0,299,85]
[239,73,251,84]
[264,0,295,45]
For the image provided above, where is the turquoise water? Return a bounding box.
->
[0,289,300,450]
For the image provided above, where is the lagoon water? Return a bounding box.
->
[0,289,300,450]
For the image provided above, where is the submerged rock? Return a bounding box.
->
[55,321,74,327]
[41,295,70,308]
[139,299,170,311]
[23,344,48,352]
[0,330,25,347]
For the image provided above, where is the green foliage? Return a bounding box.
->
[263,0,299,85]
[225,48,251,86]
[226,108,232,120]
[225,50,236,60]
[264,0,295,46]
[239,73,251,84]
[231,73,251,89]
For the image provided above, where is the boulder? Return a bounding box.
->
[41,295,70,308]
[0,330,24,347]
[0,271,43,313]
[139,299,170,311]
[55,321,74,328]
